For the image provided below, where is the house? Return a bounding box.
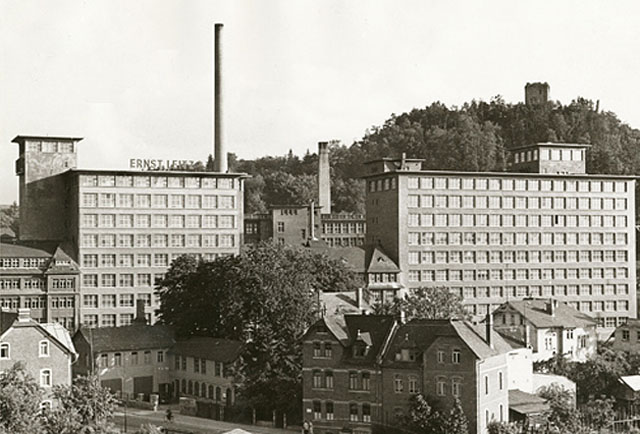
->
[302,313,511,434]
[167,337,243,418]
[72,305,175,401]
[508,389,549,428]
[610,319,640,354]
[492,299,598,362]
[302,314,396,434]
[0,308,77,409]
[614,375,640,413]
[0,242,80,329]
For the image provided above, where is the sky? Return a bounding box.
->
[2,0,640,203]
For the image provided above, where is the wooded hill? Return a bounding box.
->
[228,96,640,215]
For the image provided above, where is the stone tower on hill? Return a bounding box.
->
[525,82,550,105]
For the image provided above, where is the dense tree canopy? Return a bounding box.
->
[155,244,360,414]
[0,202,18,238]
[220,96,640,216]
[373,286,470,321]
[401,393,468,434]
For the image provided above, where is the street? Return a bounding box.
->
[113,407,296,434]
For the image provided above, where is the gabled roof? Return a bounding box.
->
[319,291,370,317]
[40,322,77,359]
[619,375,640,392]
[494,299,596,329]
[343,315,396,365]
[382,319,510,367]
[75,324,175,353]
[1,311,77,359]
[307,245,365,274]
[366,247,400,273]
[169,337,243,363]
[509,389,549,416]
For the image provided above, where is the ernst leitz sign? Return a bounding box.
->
[129,159,203,171]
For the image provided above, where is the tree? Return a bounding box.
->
[538,384,579,433]
[579,396,615,430]
[374,287,470,320]
[0,362,44,434]
[155,243,359,415]
[487,421,520,434]
[0,202,19,238]
[401,394,468,434]
[134,424,163,434]
[44,375,118,434]
[205,154,215,171]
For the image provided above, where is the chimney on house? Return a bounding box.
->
[486,310,494,349]
[318,142,331,214]
[134,299,147,325]
[548,298,556,317]
[524,323,531,348]
[213,23,227,173]
[17,308,31,322]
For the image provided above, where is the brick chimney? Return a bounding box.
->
[17,308,31,322]
[547,299,556,317]
[133,299,147,325]
[318,142,331,213]
[486,310,494,349]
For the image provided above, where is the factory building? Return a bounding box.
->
[364,143,636,329]
[10,135,245,327]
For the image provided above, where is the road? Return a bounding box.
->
[113,406,296,434]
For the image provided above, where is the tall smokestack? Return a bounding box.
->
[214,23,227,173]
[318,142,331,213]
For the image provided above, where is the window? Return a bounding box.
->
[40,369,52,387]
[350,403,359,422]
[394,375,404,393]
[408,375,418,394]
[39,340,50,357]
[313,370,323,389]
[436,377,446,396]
[0,343,9,359]
[452,377,461,397]
[349,372,359,390]
[484,375,489,395]
[452,349,461,364]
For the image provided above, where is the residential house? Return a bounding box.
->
[492,299,598,362]
[72,306,175,401]
[167,337,243,417]
[611,319,640,354]
[303,314,511,434]
[0,308,77,409]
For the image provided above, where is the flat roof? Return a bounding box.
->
[362,169,637,180]
[12,135,83,143]
[509,142,592,152]
[67,168,248,178]
[364,157,426,165]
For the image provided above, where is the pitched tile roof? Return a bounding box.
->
[619,375,640,392]
[509,389,549,416]
[319,291,371,317]
[365,247,400,273]
[169,337,243,363]
[343,315,396,365]
[76,324,175,353]
[494,299,596,329]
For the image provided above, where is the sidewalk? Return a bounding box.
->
[115,404,298,434]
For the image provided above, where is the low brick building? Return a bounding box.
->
[0,308,77,409]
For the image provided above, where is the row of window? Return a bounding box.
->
[0,340,50,360]
[81,252,225,271]
[97,350,165,367]
[408,231,629,247]
[81,213,236,229]
[27,140,74,153]
[409,249,630,265]
[513,147,584,163]
[177,380,232,403]
[408,267,630,283]
[83,313,151,328]
[174,355,228,377]
[82,273,162,288]
[81,193,236,209]
[407,194,628,211]
[311,401,370,422]
[0,258,49,269]
[80,233,236,249]
[406,176,628,193]
[408,213,629,229]
[83,294,154,309]
[0,278,75,290]
[322,222,366,234]
[322,237,365,248]
[0,297,74,310]
[80,174,236,189]
[449,283,630,299]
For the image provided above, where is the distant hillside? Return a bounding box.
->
[230,96,640,215]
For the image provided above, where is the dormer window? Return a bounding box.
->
[353,344,368,358]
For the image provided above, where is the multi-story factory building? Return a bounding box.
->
[11,135,245,328]
[364,144,636,329]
